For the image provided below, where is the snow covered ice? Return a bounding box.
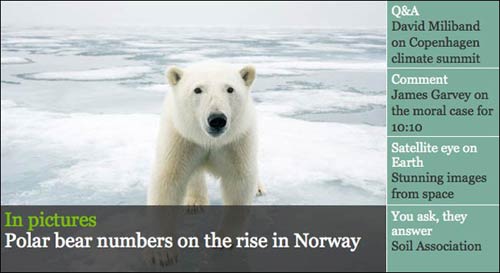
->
[1,27,386,205]
[1,56,33,64]
[19,66,152,81]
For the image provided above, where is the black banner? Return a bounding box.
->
[1,206,385,272]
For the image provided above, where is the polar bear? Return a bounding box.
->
[148,62,264,207]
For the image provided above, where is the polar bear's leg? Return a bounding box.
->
[217,172,256,238]
[220,173,257,205]
[148,131,204,206]
[214,133,258,206]
[256,181,266,196]
[145,132,205,267]
[184,170,209,213]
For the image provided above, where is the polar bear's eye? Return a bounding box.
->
[194,87,202,94]
[227,87,234,93]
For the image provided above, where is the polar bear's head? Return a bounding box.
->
[166,62,256,146]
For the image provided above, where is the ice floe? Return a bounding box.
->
[19,66,153,81]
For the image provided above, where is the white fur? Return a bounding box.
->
[148,62,263,206]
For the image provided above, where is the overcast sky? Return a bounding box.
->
[1,1,385,28]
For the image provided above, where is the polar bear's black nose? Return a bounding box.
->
[208,113,227,130]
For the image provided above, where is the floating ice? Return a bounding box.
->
[257,113,386,205]
[138,84,171,93]
[124,41,171,48]
[1,101,157,204]
[1,38,62,44]
[353,43,386,49]
[1,99,17,108]
[233,60,385,76]
[19,66,153,81]
[169,52,206,62]
[281,41,367,53]
[1,57,33,64]
[255,89,386,115]
[165,53,385,75]
[1,101,385,205]
[256,60,386,72]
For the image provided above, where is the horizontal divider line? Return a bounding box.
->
[387,136,499,138]
[387,67,499,69]
[387,204,499,206]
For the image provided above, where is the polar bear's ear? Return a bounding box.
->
[166,66,183,86]
[240,65,256,87]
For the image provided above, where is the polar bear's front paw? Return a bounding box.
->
[185,196,209,214]
[186,204,204,214]
[144,248,179,268]
[256,183,266,197]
